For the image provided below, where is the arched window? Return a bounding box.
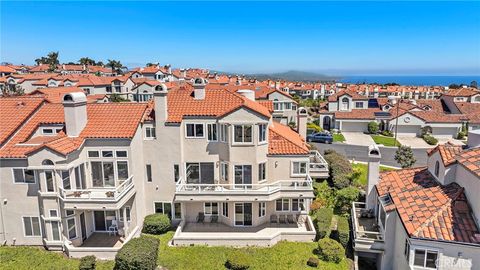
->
[42,159,54,166]
[434,161,440,177]
[341,97,349,103]
[341,97,350,110]
[474,95,480,102]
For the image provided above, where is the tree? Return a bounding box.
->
[394,145,416,168]
[471,80,478,89]
[46,51,60,72]
[79,57,96,66]
[335,186,360,213]
[368,121,379,134]
[146,62,157,67]
[106,59,124,74]
[110,93,128,102]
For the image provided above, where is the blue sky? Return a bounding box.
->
[1,1,479,75]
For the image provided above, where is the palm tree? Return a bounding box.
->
[79,57,96,66]
[106,59,124,74]
[46,51,60,72]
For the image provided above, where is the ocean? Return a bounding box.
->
[339,75,480,86]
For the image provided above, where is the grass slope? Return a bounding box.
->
[333,133,346,142]
[370,135,400,147]
[352,163,396,186]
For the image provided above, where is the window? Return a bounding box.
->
[23,217,41,237]
[276,199,290,211]
[146,164,152,182]
[207,123,217,141]
[120,206,131,222]
[355,102,364,108]
[45,171,55,192]
[259,202,266,217]
[51,221,60,241]
[292,162,307,175]
[258,124,267,143]
[102,150,113,157]
[61,170,71,190]
[145,126,156,139]
[88,150,99,158]
[49,209,58,217]
[74,164,86,189]
[116,161,129,181]
[222,202,229,217]
[204,202,218,215]
[292,199,304,211]
[174,164,180,182]
[91,161,114,187]
[116,150,127,158]
[154,202,172,219]
[65,210,75,217]
[413,249,438,269]
[219,124,229,142]
[67,217,76,239]
[220,162,228,181]
[434,161,440,177]
[42,128,53,135]
[174,203,182,219]
[234,165,252,188]
[404,240,410,261]
[186,123,204,138]
[186,163,214,184]
[13,169,36,184]
[284,102,292,110]
[234,125,253,143]
[258,163,266,182]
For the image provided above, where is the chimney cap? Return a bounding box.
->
[63,92,87,104]
[368,144,381,157]
[297,107,308,115]
[193,77,207,86]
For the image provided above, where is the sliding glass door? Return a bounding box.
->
[234,203,253,226]
[93,210,116,231]
[234,165,252,189]
[186,162,214,184]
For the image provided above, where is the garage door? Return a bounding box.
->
[396,125,420,136]
[432,127,457,138]
[342,122,368,132]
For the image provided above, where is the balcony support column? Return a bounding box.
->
[122,207,129,236]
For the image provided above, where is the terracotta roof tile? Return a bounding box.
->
[327,90,368,102]
[427,142,464,166]
[268,122,309,155]
[456,148,480,178]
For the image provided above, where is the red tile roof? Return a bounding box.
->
[0,65,17,73]
[30,87,105,103]
[455,148,480,178]
[427,142,463,166]
[327,90,368,102]
[443,88,480,97]
[377,167,479,244]
[334,108,381,120]
[268,122,309,155]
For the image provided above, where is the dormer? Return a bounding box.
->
[427,143,463,185]
[472,94,480,103]
[48,79,58,87]
[338,95,352,111]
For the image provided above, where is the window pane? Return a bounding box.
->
[414,250,425,266]
[126,207,131,221]
[276,200,282,211]
[186,124,195,137]
[146,164,152,182]
[212,203,218,215]
[67,218,76,239]
[174,203,181,219]
[292,199,299,211]
[103,162,114,187]
[195,124,204,137]
[45,171,54,192]
[91,162,103,187]
[23,217,32,236]
[235,166,243,185]
[244,125,252,142]
[52,221,60,241]
[186,163,200,184]
[174,164,179,182]
[116,151,127,157]
[244,165,252,185]
[102,151,113,157]
[24,170,35,183]
[234,125,243,142]
[200,163,214,184]
[164,203,172,219]
[154,202,163,214]
[13,169,24,183]
[32,217,41,236]
[283,199,289,211]
[62,171,70,190]
[88,151,99,158]
[293,162,299,174]
[426,252,437,268]
[117,161,129,180]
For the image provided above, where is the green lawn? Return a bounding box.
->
[333,133,346,143]
[352,163,396,186]
[0,246,114,270]
[370,135,400,147]
[0,232,351,270]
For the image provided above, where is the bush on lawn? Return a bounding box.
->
[115,236,160,270]
[79,255,96,270]
[225,251,251,270]
[306,257,320,267]
[307,122,322,133]
[314,208,333,239]
[324,150,353,189]
[457,131,466,140]
[334,187,360,214]
[368,121,379,134]
[381,130,393,137]
[317,238,345,263]
[333,216,350,248]
[422,134,438,145]
[142,213,171,234]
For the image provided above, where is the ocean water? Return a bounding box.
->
[339,76,480,86]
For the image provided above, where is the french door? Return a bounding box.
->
[234,165,252,189]
[234,203,252,226]
[93,210,116,231]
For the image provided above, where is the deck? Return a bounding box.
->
[80,233,123,248]
[351,202,384,253]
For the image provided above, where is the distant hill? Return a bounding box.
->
[213,70,338,82]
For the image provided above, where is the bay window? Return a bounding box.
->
[13,169,36,184]
[258,124,267,143]
[233,125,253,143]
[207,123,217,141]
[292,161,307,175]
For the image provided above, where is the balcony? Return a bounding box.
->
[351,202,384,253]
[309,150,329,179]
[59,176,135,209]
[175,177,315,202]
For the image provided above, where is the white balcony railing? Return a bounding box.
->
[309,150,328,173]
[351,202,384,250]
[176,176,313,194]
[58,175,134,201]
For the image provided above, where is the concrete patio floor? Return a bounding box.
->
[80,233,123,248]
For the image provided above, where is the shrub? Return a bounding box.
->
[332,174,350,189]
[421,126,432,136]
[115,236,160,270]
[381,130,393,137]
[307,122,322,133]
[314,208,333,239]
[324,150,353,189]
[335,216,350,248]
[142,213,171,234]
[225,251,251,270]
[335,187,360,213]
[457,131,466,140]
[317,238,345,263]
[367,121,379,134]
[394,145,416,168]
[306,257,320,267]
[79,256,96,270]
[422,134,438,145]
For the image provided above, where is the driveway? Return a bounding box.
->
[397,136,431,148]
[342,132,375,146]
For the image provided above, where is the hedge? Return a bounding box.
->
[225,251,251,270]
[367,121,379,134]
[422,134,438,145]
[323,150,353,189]
[114,236,160,270]
[317,238,345,263]
[79,255,96,270]
[314,208,333,239]
[142,213,171,235]
[335,216,350,248]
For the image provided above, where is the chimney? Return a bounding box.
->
[275,81,280,90]
[193,77,206,100]
[167,64,172,75]
[62,92,88,137]
[296,107,308,139]
[154,84,168,123]
[467,130,480,149]
[237,89,255,101]
[366,145,382,209]
[180,69,187,79]
[236,76,242,86]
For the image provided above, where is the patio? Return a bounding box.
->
[80,233,124,248]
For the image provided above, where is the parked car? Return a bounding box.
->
[306,132,333,143]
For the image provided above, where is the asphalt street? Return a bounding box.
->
[311,142,429,167]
